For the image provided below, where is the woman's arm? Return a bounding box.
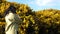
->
[14,14,22,24]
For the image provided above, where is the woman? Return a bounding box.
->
[5,5,22,34]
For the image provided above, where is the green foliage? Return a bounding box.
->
[35,9,60,34]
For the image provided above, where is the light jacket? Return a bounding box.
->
[5,12,22,34]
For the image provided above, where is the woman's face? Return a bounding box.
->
[9,11,12,13]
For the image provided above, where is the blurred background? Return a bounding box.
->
[0,0,60,34]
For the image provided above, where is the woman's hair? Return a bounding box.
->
[4,5,16,16]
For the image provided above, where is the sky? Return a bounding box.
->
[7,0,60,11]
